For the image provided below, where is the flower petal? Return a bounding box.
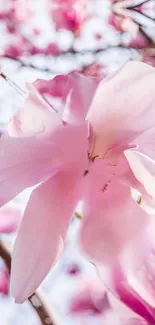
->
[108,291,149,325]
[87,61,155,158]
[8,83,60,138]
[130,126,155,160]
[11,167,81,303]
[33,74,68,99]
[124,150,155,198]
[110,264,155,324]
[80,160,148,263]
[62,72,100,124]
[34,72,99,124]
[0,134,63,207]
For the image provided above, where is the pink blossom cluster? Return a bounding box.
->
[0,0,154,74]
[48,0,89,33]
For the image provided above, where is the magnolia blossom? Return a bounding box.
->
[0,61,155,302]
[49,0,89,33]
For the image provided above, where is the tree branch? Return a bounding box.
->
[2,44,155,73]
[0,240,58,325]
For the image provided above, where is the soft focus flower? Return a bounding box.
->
[102,261,155,324]
[0,201,23,296]
[82,63,107,79]
[0,201,22,234]
[0,61,155,302]
[108,13,150,48]
[70,278,148,324]
[129,31,150,49]
[49,0,89,33]
[4,44,23,60]
[70,280,109,315]
[108,13,124,32]
[8,0,32,23]
[0,262,9,295]
[142,54,155,68]
[44,43,61,56]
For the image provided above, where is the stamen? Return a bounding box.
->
[74,211,82,219]
[101,183,109,192]
[137,195,142,205]
[83,169,89,177]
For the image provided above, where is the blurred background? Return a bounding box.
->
[0,0,155,324]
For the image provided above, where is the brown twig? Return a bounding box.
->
[0,240,58,325]
[0,241,11,270]
[2,44,155,73]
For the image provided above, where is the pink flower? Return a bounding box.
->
[44,43,61,56]
[0,201,22,295]
[4,45,23,60]
[49,0,89,33]
[0,263,9,295]
[0,201,22,234]
[108,13,123,31]
[82,63,107,79]
[0,61,155,302]
[142,55,155,68]
[129,31,150,48]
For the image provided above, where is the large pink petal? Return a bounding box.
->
[0,97,88,208]
[11,167,81,303]
[0,135,63,207]
[80,159,148,264]
[124,150,155,198]
[87,61,155,158]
